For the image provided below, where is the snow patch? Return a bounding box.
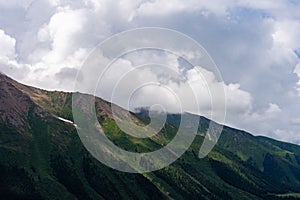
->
[57,117,78,127]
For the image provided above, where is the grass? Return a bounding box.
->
[2,85,300,199]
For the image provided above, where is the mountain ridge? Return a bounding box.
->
[1,72,300,199]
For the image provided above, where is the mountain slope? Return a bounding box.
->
[1,73,300,199]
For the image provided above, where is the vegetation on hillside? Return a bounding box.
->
[1,73,300,199]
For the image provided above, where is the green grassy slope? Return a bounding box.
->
[1,73,300,199]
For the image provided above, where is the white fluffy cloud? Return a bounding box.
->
[249,103,282,122]
[1,0,300,143]
[0,29,30,79]
[0,29,16,59]
[93,51,250,124]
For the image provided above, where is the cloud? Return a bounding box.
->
[0,29,30,79]
[265,103,282,116]
[0,29,16,58]
[55,67,80,82]
[91,50,249,125]
[291,118,300,126]
[37,9,86,63]
[0,0,300,143]
[294,62,300,95]
[274,129,300,145]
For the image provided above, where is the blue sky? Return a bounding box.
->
[0,0,300,144]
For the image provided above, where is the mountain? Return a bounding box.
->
[1,72,300,200]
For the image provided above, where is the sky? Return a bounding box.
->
[0,0,300,144]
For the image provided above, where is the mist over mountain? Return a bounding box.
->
[1,73,300,199]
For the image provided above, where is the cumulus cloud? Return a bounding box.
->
[0,29,16,59]
[93,50,249,123]
[0,29,30,79]
[249,103,282,122]
[0,0,300,143]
